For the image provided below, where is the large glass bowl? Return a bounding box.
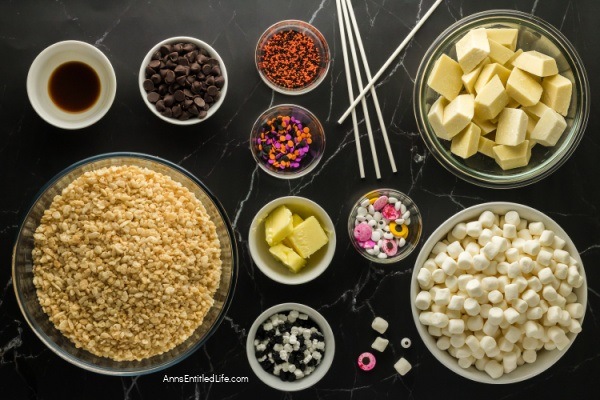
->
[12,153,238,375]
[414,10,590,188]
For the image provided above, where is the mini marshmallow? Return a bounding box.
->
[428,326,442,336]
[488,290,503,304]
[478,211,496,228]
[452,223,468,240]
[547,326,570,350]
[504,326,522,343]
[491,224,504,237]
[553,249,570,264]
[558,310,571,327]
[431,312,450,328]
[437,336,451,350]
[478,229,494,246]
[448,319,466,335]
[465,242,481,256]
[555,263,568,280]
[504,307,520,324]
[503,224,517,239]
[487,307,504,325]
[527,276,543,292]
[536,250,553,267]
[538,267,554,284]
[505,248,520,264]
[432,269,446,284]
[434,251,449,266]
[492,236,509,252]
[503,352,518,374]
[482,276,499,291]
[507,261,521,278]
[448,295,466,311]
[528,221,545,235]
[458,251,475,270]
[435,288,452,305]
[458,357,474,369]
[447,241,465,259]
[482,241,501,260]
[522,349,537,364]
[370,337,389,353]
[417,268,433,288]
[566,292,578,303]
[511,298,528,314]
[457,274,474,291]
[480,304,493,319]
[467,315,484,331]
[557,282,572,298]
[566,303,584,319]
[514,276,528,293]
[546,306,561,325]
[504,283,519,301]
[445,275,459,292]
[450,333,466,348]
[539,230,555,247]
[393,357,412,376]
[497,276,510,292]
[480,336,497,353]
[518,229,533,241]
[512,238,526,253]
[522,289,541,307]
[432,241,448,255]
[473,254,490,271]
[442,257,458,275]
[423,259,438,272]
[543,286,558,302]
[527,307,543,320]
[519,256,534,274]
[569,319,582,334]
[523,240,541,256]
[524,320,543,339]
[475,358,488,371]
[464,298,481,316]
[466,279,484,297]
[552,235,566,250]
[419,311,434,326]
[497,262,509,275]
[455,345,471,359]
[504,211,521,226]
[466,221,483,238]
[498,337,514,353]
[372,317,389,334]
[415,291,432,310]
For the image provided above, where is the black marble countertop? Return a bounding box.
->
[1,0,599,399]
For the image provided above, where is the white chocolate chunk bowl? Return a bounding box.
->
[411,203,586,384]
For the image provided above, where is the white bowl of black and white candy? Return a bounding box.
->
[246,303,335,391]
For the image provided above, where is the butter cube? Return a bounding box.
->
[473,117,496,135]
[475,75,509,120]
[265,205,293,246]
[292,214,304,227]
[478,136,496,158]
[541,74,572,116]
[522,102,552,119]
[530,108,567,146]
[286,216,329,258]
[512,51,558,77]
[488,39,515,65]
[495,108,528,146]
[462,60,487,94]
[505,49,524,69]
[269,243,306,273]
[493,141,532,170]
[506,68,543,107]
[486,28,518,51]
[428,96,451,140]
[456,28,490,73]
[475,63,511,93]
[451,123,481,159]
[442,94,475,138]
[427,54,464,101]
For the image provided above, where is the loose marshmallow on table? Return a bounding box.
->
[371,337,389,353]
[371,317,389,334]
[394,358,412,376]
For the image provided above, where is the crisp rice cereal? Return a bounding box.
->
[32,165,222,361]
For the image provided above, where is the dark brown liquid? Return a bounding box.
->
[48,61,101,113]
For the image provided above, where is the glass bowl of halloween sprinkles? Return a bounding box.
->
[250,104,325,179]
[255,20,330,95]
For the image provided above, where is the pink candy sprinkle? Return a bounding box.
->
[361,240,376,249]
[372,196,388,211]
[358,352,376,371]
[354,223,372,242]
[382,239,398,256]
[382,204,400,220]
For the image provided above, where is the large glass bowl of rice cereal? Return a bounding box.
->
[12,153,237,375]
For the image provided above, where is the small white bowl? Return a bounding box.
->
[26,40,116,130]
[248,196,336,285]
[139,36,228,125]
[411,202,587,384]
[246,303,335,391]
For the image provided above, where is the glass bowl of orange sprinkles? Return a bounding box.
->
[250,104,326,179]
[255,20,330,95]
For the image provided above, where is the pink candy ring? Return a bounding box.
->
[372,196,388,211]
[382,239,398,256]
[354,222,372,242]
[358,352,376,371]
[382,204,400,221]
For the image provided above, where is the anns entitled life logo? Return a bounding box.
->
[163,374,249,383]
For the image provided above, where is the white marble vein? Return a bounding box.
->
[308,0,329,24]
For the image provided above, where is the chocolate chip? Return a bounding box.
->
[155,100,166,112]
[146,66,156,76]
[190,63,200,74]
[191,81,202,94]
[206,76,215,86]
[193,97,205,108]
[207,85,219,97]
[164,94,175,107]
[165,60,177,69]
[143,79,155,91]
[149,59,161,69]
[174,90,185,102]
[162,108,172,117]
[178,57,189,67]
[214,76,225,88]
[158,84,168,95]
[168,52,179,62]
[150,74,161,85]
[183,89,194,98]
[210,66,221,76]
[147,92,160,103]
[184,99,193,109]
[164,69,176,84]
[173,43,183,53]
[198,110,208,119]
[175,75,187,86]
[207,58,219,67]
[186,75,196,84]
[204,94,214,104]
[182,43,196,52]
[189,105,199,115]
[172,104,182,118]
[151,50,161,60]
[197,54,209,64]
[159,45,171,55]
[202,64,212,75]
[159,69,168,79]
[186,50,198,63]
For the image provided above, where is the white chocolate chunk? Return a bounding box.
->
[486,28,518,51]
[493,141,531,170]
[522,101,552,119]
[443,94,475,138]
[473,117,497,135]
[506,68,543,107]
[475,75,509,120]
[541,74,572,116]
[530,108,567,147]
[477,136,496,158]
[512,51,558,77]
[475,63,511,93]
[505,48,524,69]
[462,58,490,94]
[488,39,515,65]
[456,28,491,73]
[451,122,481,159]
[495,108,528,146]
[427,96,450,140]
[427,54,464,101]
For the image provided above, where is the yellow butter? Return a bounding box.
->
[286,216,329,259]
[493,141,532,170]
[541,74,572,117]
[512,51,558,77]
[506,68,543,107]
[495,108,528,146]
[427,54,464,101]
[269,243,306,273]
[474,63,511,93]
[427,96,450,140]
[530,108,567,147]
[265,205,293,246]
[451,123,481,159]
[486,28,518,51]
[488,39,515,65]
[456,28,490,73]
[291,214,304,227]
[475,75,509,120]
[478,136,496,158]
[442,94,475,138]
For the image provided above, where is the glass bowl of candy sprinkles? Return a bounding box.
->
[348,189,423,264]
[255,20,330,95]
[250,104,325,179]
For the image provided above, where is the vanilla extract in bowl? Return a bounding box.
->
[48,61,101,113]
